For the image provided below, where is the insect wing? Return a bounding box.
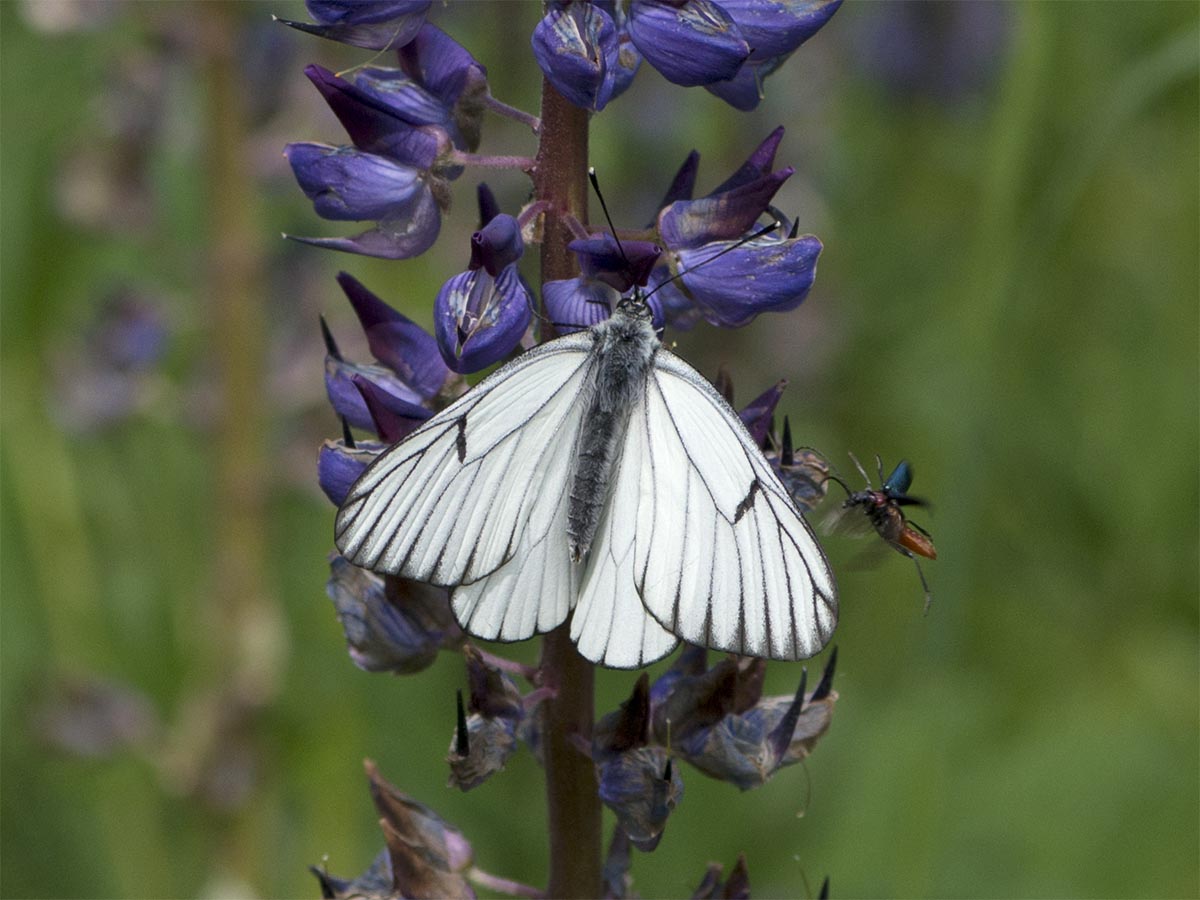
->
[569,412,681,667]
[607,349,837,661]
[336,334,596,641]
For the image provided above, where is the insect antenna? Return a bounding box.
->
[587,168,632,270]
[847,451,873,487]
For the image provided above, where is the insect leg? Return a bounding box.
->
[912,557,933,615]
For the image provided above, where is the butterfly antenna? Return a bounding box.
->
[874,454,886,485]
[588,167,631,269]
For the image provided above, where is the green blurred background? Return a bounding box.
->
[2,2,1196,897]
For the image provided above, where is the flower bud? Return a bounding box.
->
[434,213,532,373]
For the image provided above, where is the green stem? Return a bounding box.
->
[533,79,602,899]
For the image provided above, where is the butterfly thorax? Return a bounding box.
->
[567,306,660,563]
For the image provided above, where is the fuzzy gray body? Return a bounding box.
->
[567,306,659,562]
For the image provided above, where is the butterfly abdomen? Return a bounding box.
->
[567,308,659,563]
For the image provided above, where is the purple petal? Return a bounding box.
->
[354,67,452,128]
[318,439,383,506]
[542,278,618,334]
[569,234,663,291]
[531,2,621,112]
[288,182,442,259]
[658,167,792,249]
[628,0,748,86]
[278,14,425,52]
[739,380,787,447]
[306,0,430,26]
[470,214,524,276]
[703,60,768,111]
[675,234,822,327]
[476,183,501,226]
[352,375,432,443]
[645,267,703,331]
[337,272,449,400]
[398,24,488,110]
[716,0,842,60]
[435,268,532,373]
[657,149,700,210]
[325,356,425,432]
[286,143,426,221]
[304,64,444,169]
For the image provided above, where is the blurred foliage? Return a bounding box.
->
[1,2,1196,898]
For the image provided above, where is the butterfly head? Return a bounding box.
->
[615,289,655,321]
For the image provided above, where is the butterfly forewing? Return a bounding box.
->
[336,335,594,591]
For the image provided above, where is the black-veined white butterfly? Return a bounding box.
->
[335,294,837,668]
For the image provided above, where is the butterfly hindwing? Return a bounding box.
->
[624,349,837,660]
[570,404,681,668]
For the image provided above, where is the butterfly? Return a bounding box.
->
[828,453,937,612]
[335,294,838,668]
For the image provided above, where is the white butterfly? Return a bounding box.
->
[335,296,837,668]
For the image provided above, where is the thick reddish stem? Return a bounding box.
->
[533,80,601,899]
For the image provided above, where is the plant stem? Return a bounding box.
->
[533,80,602,899]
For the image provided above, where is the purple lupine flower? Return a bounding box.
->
[285,143,430,222]
[397,25,490,151]
[434,212,532,373]
[531,1,640,112]
[286,64,453,258]
[543,235,665,333]
[325,556,463,674]
[593,675,683,852]
[351,376,430,443]
[320,275,448,436]
[627,0,749,87]
[339,272,450,398]
[650,129,824,327]
[278,0,430,51]
[671,649,838,790]
[704,0,842,110]
[669,229,823,328]
[305,63,448,172]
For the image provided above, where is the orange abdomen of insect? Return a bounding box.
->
[899,526,938,560]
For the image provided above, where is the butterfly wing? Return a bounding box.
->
[336,334,596,642]
[615,349,838,660]
[570,408,681,668]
